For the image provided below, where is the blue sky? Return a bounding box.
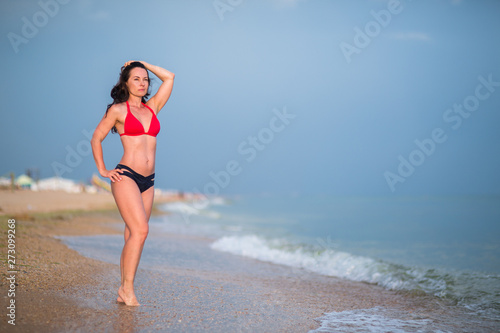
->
[1,0,499,196]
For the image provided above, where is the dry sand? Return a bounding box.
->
[0,189,498,332]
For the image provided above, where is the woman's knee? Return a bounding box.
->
[133,223,149,241]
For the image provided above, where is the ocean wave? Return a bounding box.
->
[309,307,435,333]
[160,201,201,215]
[159,201,221,219]
[211,235,500,319]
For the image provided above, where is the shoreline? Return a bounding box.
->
[0,190,121,331]
[0,189,175,332]
[1,190,499,332]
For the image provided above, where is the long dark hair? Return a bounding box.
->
[105,61,152,134]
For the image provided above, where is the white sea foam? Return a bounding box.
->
[211,235,423,288]
[211,235,388,283]
[309,307,446,333]
[160,200,223,219]
[160,201,201,215]
[210,235,500,319]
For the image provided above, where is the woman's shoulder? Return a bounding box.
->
[108,102,128,116]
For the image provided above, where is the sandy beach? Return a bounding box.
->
[1,189,498,332]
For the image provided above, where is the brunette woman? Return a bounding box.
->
[91,60,174,306]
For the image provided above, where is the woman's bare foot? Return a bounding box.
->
[118,286,140,306]
[117,296,125,303]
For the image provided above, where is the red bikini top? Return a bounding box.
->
[120,101,160,137]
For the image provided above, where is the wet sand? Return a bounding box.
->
[1,190,498,332]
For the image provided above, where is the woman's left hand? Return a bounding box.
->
[124,60,147,68]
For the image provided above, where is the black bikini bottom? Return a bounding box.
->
[115,164,155,193]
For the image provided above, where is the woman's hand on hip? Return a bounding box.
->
[100,168,123,182]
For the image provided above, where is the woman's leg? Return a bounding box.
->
[111,178,149,306]
[141,184,155,220]
[119,225,131,297]
[115,181,155,304]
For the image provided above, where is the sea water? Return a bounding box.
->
[61,194,500,331]
[156,195,500,328]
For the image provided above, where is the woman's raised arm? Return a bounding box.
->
[124,60,175,114]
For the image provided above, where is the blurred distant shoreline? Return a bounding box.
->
[0,187,186,216]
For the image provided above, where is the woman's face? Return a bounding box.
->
[126,67,149,97]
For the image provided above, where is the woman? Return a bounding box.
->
[91,61,175,306]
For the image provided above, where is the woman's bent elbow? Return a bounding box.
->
[90,134,103,147]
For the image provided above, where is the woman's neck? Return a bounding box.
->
[128,96,142,108]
